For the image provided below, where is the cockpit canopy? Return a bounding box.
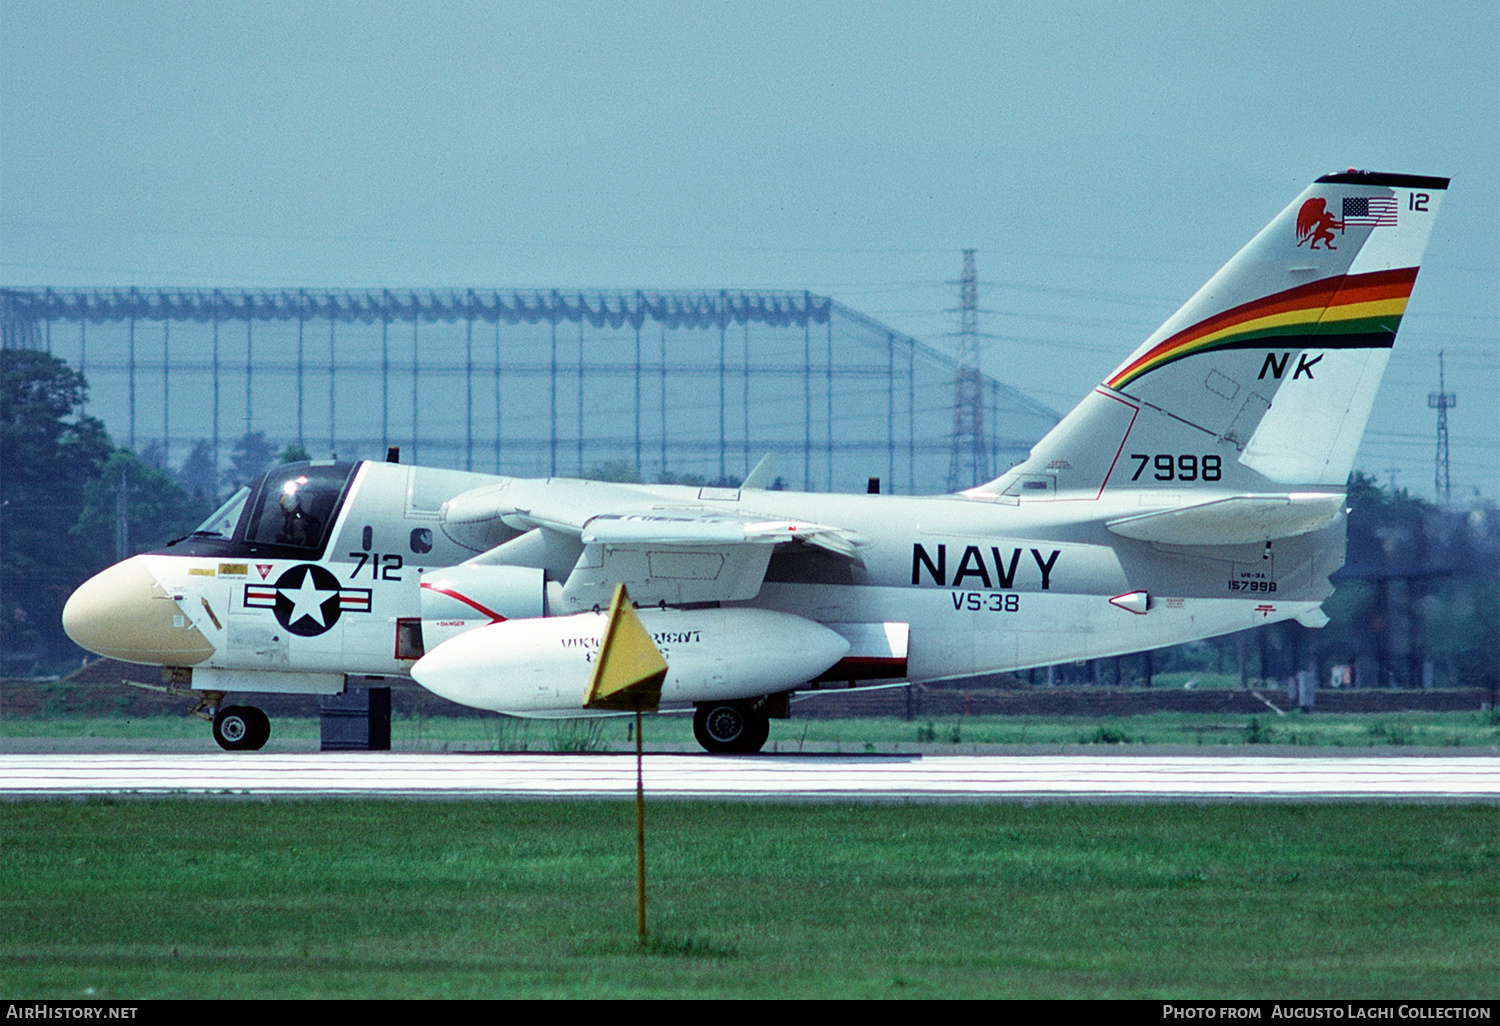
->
[164,461,357,559]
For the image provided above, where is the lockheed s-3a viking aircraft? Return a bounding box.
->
[63,170,1447,752]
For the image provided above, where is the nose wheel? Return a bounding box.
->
[213,705,271,751]
[693,702,770,754]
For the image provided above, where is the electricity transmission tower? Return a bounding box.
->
[946,249,991,491]
[1428,349,1455,504]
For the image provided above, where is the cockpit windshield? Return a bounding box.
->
[239,463,354,553]
[192,487,249,538]
[155,461,357,559]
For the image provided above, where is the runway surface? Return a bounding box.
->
[1,752,1494,801]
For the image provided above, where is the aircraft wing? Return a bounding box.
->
[561,509,858,609]
[581,511,857,556]
[448,480,861,610]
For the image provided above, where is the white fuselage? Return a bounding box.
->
[81,461,1332,709]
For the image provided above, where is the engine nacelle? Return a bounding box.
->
[419,564,547,650]
[410,606,850,714]
[438,481,526,552]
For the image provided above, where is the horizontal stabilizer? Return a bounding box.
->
[1105,493,1344,545]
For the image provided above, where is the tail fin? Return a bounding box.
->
[976,171,1447,500]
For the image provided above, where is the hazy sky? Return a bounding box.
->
[3,1,1495,499]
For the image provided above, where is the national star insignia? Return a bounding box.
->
[281,566,337,628]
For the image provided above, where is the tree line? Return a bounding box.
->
[0,350,301,673]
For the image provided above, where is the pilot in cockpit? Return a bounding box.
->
[275,478,320,547]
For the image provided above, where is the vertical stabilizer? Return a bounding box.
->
[976,171,1447,498]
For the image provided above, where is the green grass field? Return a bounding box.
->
[3,708,1498,751]
[1,801,1495,999]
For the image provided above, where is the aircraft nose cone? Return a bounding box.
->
[63,556,215,665]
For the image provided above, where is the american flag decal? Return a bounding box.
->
[1342,196,1398,226]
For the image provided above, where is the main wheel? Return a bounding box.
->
[693,702,770,754]
[213,705,271,751]
[241,706,271,750]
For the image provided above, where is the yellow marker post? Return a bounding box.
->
[583,584,667,946]
[582,584,668,713]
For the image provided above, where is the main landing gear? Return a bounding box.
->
[693,701,771,754]
[212,705,271,751]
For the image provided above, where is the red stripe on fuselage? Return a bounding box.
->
[419,581,507,623]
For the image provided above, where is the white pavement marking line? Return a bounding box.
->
[0,754,1496,800]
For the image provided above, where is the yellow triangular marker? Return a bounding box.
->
[582,584,668,712]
